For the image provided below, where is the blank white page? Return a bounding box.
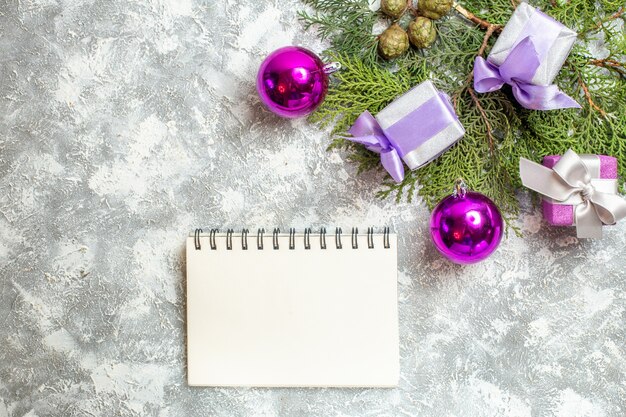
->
[186,231,399,387]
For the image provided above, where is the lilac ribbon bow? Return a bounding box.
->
[347,111,405,183]
[474,37,581,110]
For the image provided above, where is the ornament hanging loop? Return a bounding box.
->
[453,178,468,198]
[323,62,342,75]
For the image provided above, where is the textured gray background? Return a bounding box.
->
[0,0,625,416]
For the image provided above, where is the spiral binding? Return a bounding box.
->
[194,228,202,250]
[383,226,390,249]
[273,228,280,250]
[242,229,249,250]
[335,227,342,249]
[304,228,311,250]
[289,228,296,250]
[210,229,218,250]
[257,228,264,250]
[193,227,391,251]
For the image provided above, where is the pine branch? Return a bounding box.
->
[298,0,378,58]
[589,58,626,78]
[578,74,607,117]
[453,2,503,32]
[477,24,498,56]
[454,25,498,155]
[594,6,624,30]
[544,0,626,32]
[300,0,626,220]
[467,87,496,154]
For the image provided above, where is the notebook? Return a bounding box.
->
[186,227,399,387]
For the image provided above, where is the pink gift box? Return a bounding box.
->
[541,154,618,226]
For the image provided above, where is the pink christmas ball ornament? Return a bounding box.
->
[256,47,340,118]
[430,181,504,264]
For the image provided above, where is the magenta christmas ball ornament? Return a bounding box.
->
[256,46,340,118]
[430,180,503,264]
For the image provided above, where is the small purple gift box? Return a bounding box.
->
[541,154,618,226]
[488,2,577,86]
[520,149,626,238]
[347,81,465,183]
[473,2,580,110]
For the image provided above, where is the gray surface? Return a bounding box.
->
[0,1,625,416]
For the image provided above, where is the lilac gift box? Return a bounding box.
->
[372,81,466,170]
[347,80,466,183]
[488,2,577,86]
[541,154,618,226]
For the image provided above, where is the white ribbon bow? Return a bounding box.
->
[520,150,626,238]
